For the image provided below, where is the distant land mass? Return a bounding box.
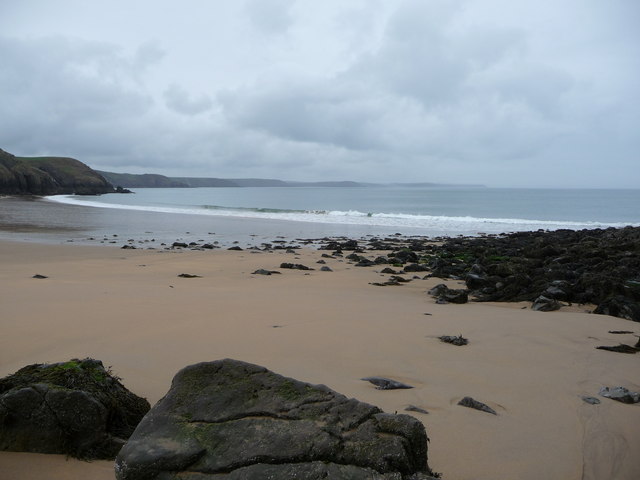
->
[100,171,485,189]
[0,147,484,196]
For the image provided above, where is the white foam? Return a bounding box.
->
[45,195,637,235]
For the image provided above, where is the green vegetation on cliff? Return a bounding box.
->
[0,148,114,195]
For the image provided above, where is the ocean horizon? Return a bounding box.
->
[2,186,639,247]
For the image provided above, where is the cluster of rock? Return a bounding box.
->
[315,227,640,322]
[0,358,149,459]
[1,358,438,479]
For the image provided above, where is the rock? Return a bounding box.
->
[361,377,414,390]
[227,246,243,251]
[598,386,640,404]
[595,344,637,354]
[316,259,326,264]
[172,242,188,248]
[608,330,634,334]
[542,280,571,300]
[320,266,333,272]
[581,396,600,405]
[280,263,314,271]
[403,263,429,273]
[252,269,281,275]
[115,359,435,480]
[405,405,429,414]
[594,295,640,322]
[0,358,149,459]
[428,284,468,304]
[457,396,497,415]
[178,273,201,278]
[370,280,403,287]
[391,250,419,264]
[355,258,376,267]
[531,295,561,312]
[390,275,411,283]
[381,267,400,274]
[438,335,468,346]
[32,274,48,279]
[465,273,490,290]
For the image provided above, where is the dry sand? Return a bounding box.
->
[1,240,638,480]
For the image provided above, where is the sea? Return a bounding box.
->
[1,186,639,247]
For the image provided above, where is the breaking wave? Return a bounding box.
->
[45,195,635,235]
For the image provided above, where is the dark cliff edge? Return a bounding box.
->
[0,149,115,196]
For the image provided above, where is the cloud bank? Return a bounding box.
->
[0,0,638,187]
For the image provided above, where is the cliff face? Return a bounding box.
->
[0,149,114,195]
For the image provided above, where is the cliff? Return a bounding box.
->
[0,149,115,195]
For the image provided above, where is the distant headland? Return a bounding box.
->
[0,147,484,196]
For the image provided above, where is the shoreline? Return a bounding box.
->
[1,239,639,479]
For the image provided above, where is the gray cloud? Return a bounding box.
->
[164,84,213,115]
[219,0,576,166]
[245,0,294,35]
[0,0,638,187]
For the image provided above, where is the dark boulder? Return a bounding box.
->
[115,359,436,480]
[531,295,562,312]
[361,377,414,390]
[438,335,468,346]
[598,386,640,404]
[252,269,281,276]
[404,263,430,273]
[428,284,468,304]
[355,258,376,267]
[280,263,314,271]
[595,344,637,354]
[391,250,419,264]
[594,295,640,322]
[381,267,400,274]
[457,396,497,415]
[465,273,491,290]
[0,358,149,459]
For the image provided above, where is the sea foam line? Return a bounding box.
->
[45,195,635,233]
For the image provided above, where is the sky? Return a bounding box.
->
[1,0,638,187]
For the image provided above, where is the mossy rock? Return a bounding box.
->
[115,359,437,479]
[0,358,149,459]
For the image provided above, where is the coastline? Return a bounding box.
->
[1,239,639,479]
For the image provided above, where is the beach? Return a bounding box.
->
[1,239,639,480]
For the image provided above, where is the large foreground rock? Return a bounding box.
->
[0,358,150,459]
[116,359,437,480]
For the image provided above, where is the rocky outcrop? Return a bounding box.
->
[0,148,115,195]
[0,358,150,459]
[115,359,437,480]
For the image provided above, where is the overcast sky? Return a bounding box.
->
[1,0,638,187]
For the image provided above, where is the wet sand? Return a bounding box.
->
[1,240,639,479]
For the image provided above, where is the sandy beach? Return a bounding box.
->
[1,240,639,480]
